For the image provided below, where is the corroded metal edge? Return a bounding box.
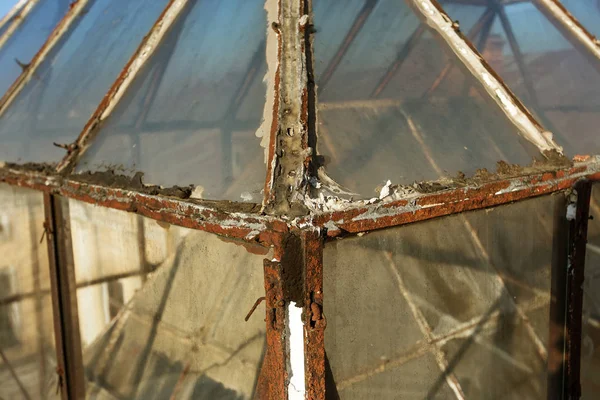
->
[296,159,600,237]
[0,166,288,246]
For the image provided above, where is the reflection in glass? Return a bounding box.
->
[0,183,58,399]
[63,198,266,399]
[313,0,538,197]
[0,0,170,163]
[77,0,270,202]
[456,1,600,157]
[324,195,558,398]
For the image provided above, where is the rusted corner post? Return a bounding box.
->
[263,0,311,217]
[564,181,592,399]
[302,230,326,399]
[43,193,85,399]
[255,257,288,399]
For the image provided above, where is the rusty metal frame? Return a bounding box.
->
[563,181,592,399]
[301,230,325,399]
[1,0,600,399]
[43,193,85,399]
[0,0,40,52]
[0,0,90,117]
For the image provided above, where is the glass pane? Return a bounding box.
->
[0,183,57,400]
[76,0,270,202]
[560,0,600,38]
[313,0,537,198]
[469,2,600,157]
[0,0,70,98]
[0,0,170,164]
[62,198,267,398]
[583,184,600,398]
[324,195,559,398]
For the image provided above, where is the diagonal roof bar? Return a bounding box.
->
[533,0,600,73]
[0,0,29,32]
[406,0,562,155]
[424,6,495,98]
[0,0,39,52]
[56,0,191,174]
[0,0,90,117]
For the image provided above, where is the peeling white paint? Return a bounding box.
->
[408,0,562,154]
[379,180,392,199]
[287,301,305,400]
[257,0,280,163]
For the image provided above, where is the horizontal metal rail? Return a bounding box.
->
[0,165,286,246]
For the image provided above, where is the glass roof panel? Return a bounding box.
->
[560,0,600,38]
[0,0,170,164]
[0,0,70,98]
[464,1,600,157]
[313,0,538,198]
[77,0,270,202]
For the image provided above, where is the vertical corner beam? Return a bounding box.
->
[302,230,326,400]
[548,190,569,400]
[262,0,311,217]
[564,181,592,399]
[255,254,288,399]
[43,193,85,400]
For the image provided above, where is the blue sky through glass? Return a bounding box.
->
[0,0,20,20]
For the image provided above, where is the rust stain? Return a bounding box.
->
[304,161,600,237]
[263,15,283,209]
[302,230,325,400]
[255,259,287,400]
